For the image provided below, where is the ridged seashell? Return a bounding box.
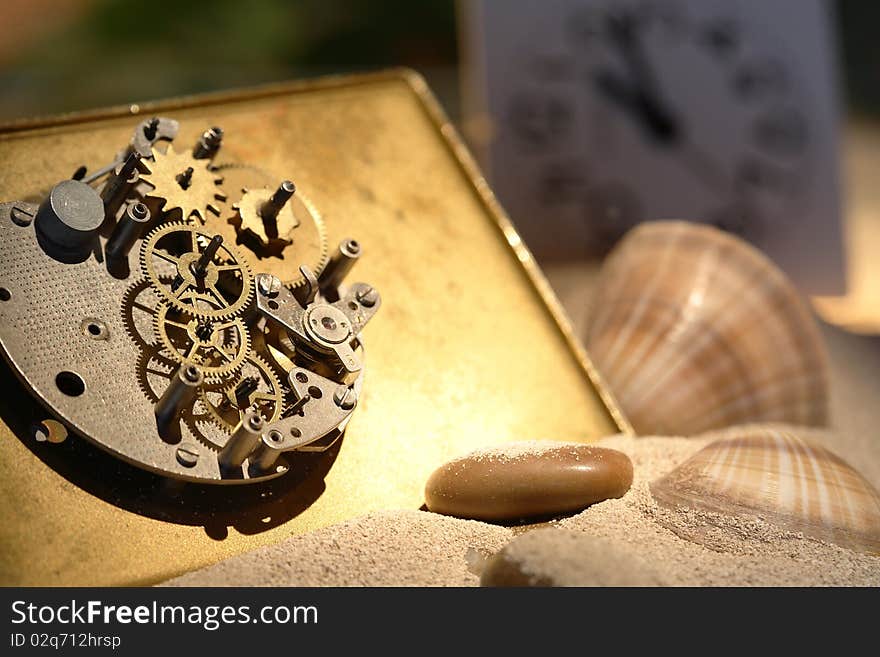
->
[586,221,829,435]
[650,426,880,554]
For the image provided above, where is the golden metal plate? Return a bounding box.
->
[0,70,625,586]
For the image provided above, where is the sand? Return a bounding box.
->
[165,429,880,587]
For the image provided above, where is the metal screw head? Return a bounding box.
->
[257,274,282,298]
[176,443,199,467]
[333,385,357,410]
[10,206,34,227]
[356,285,378,308]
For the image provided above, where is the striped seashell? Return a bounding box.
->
[585,221,829,435]
[650,425,880,554]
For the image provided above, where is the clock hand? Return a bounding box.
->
[598,11,681,145]
[593,69,681,144]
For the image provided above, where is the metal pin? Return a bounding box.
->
[318,238,361,299]
[155,364,203,433]
[218,411,264,470]
[193,126,223,160]
[190,234,223,279]
[176,166,194,190]
[106,202,151,261]
[259,180,295,238]
[143,117,160,141]
[100,152,141,221]
[249,431,286,473]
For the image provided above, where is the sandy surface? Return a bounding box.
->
[165,428,880,587]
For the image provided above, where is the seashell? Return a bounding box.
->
[650,425,880,554]
[425,441,633,522]
[585,221,829,435]
[479,528,665,587]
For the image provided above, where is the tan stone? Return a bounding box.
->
[424,441,633,522]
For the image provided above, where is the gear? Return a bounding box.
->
[140,221,254,320]
[153,300,250,382]
[228,188,328,289]
[121,278,164,349]
[198,353,284,434]
[142,144,226,222]
[232,187,300,248]
[134,349,179,404]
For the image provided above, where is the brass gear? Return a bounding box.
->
[135,349,179,404]
[153,300,250,382]
[140,221,254,320]
[198,353,284,432]
[228,188,328,289]
[142,144,226,222]
[232,187,300,248]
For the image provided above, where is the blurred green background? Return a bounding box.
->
[0,0,876,122]
[0,0,459,121]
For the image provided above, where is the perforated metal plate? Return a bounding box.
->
[0,201,288,483]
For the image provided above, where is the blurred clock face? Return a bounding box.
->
[505,0,813,253]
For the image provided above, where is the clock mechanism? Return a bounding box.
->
[504,0,813,255]
[0,117,381,484]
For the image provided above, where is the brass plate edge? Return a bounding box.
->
[396,70,632,435]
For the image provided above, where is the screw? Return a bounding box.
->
[10,205,33,227]
[176,443,200,467]
[333,385,357,410]
[356,285,378,308]
[257,273,282,298]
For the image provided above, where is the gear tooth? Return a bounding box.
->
[287,195,329,289]
[141,223,254,320]
[198,352,283,432]
[134,349,178,403]
[153,299,251,383]
[140,145,226,223]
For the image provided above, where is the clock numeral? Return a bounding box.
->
[507,93,573,149]
[736,157,796,197]
[753,107,807,158]
[538,162,589,206]
[700,19,740,60]
[708,201,764,243]
[733,58,789,100]
[636,0,687,39]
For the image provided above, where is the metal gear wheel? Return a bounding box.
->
[135,350,179,404]
[153,300,250,382]
[140,221,254,320]
[198,353,285,433]
[228,188,329,289]
[142,144,227,222]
